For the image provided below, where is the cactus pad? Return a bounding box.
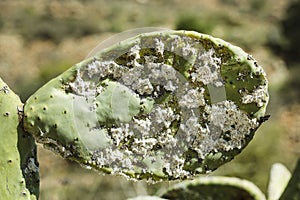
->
[0,78,39,199]
[23,30,269,181]
[160,176,266,200]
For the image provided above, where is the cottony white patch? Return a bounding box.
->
[191,48,222,86]
[242,86,267,107]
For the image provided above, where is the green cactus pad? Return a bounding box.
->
[0,78,39,199]
[160,176,266,200]
[279,159,300,200]
[23,30,269,181]
[127,196,167,200]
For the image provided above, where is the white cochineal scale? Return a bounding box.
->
[23,30,269,181]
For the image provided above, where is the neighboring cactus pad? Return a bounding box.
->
[0,78,39,199]
[23,30,269,181]
[160,176,266,200]
[127,196,167,200]
[279,159,300,200]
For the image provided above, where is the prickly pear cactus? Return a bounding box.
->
[280,159,300,200]
[268,163,291,200]
[0,78,39,199]
[127,196,167,200]
[23,30,269,181]
[160,176,266,200]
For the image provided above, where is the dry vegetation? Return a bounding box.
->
[0,0,299,199]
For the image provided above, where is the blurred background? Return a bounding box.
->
[0,0,299,199]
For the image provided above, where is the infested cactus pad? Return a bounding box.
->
[23,30,268,181]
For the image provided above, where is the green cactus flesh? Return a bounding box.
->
[280,159,300,200]
[23,30,269,181]
[160,176,266,200]
[127,196,167,200]
[0,78,39,199]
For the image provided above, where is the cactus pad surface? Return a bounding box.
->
[0,78,39,199]
[160,176,266,200]
[23,30,269,181]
